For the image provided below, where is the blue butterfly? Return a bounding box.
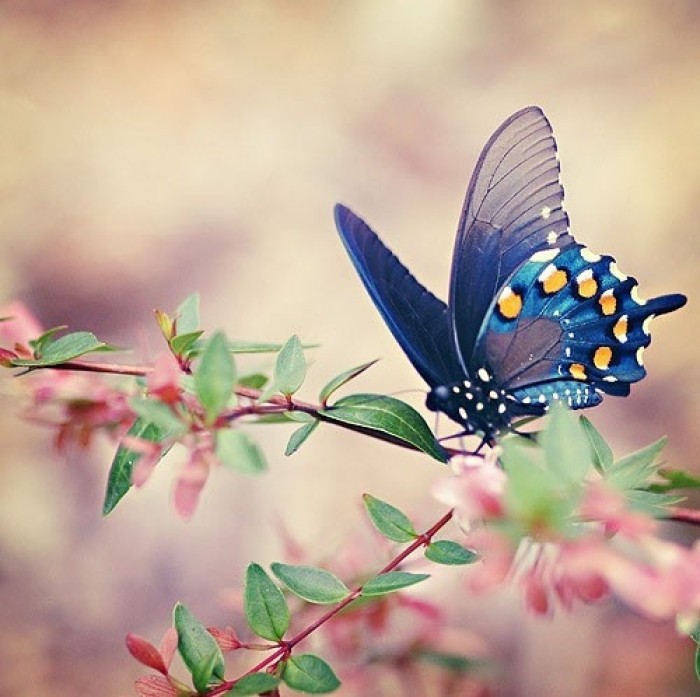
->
[334,107,686,444]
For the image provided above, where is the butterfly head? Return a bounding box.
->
[425,368,511,441]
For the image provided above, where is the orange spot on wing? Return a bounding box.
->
[569,363,587,380]
[541,267,568,294]
[577,276,598,298]
[497,288,522,319]
[599,291,617,316]
[593,346,612,370]
[613,316,628,342]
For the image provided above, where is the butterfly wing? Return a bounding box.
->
[334,204,462,387]
[474,242,687,411]
[448,107,575,370]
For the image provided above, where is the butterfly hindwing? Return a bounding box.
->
[475,243,686,409]
[334,204,462,388]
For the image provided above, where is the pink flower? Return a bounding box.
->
[433,454,506,523]
[125,436,168,488]
[173,446,215,519]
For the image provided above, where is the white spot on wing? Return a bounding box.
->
[580,247,602,263]
[541,206,552,220]
[602,375,618,382]
[547,231,558,245]
[477,368,490,382]
[459,407,467,420]
[531,248,559,264]
[610,262,627,281]
[631,285,647,306]
[642,314,655,335]
[636,347,645,366]
[498,403,507,414]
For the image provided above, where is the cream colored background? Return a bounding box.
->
[0,2,698,695]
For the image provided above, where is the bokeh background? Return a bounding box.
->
[0,1,698,695]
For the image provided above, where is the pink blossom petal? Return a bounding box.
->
[148,352,182,404]
[173,451,211,519]
[207,625,242,652]
[159,627,179,669]
[125,634,169,675]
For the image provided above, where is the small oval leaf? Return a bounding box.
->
[579,415,613,471]
[362,494,417,542]
[318,359,378,404]
[361,571,430,597]
[282,654,341,694]
[274,335,307,396]
[195,331,236,424]
[271,563,350,605]
[424,540,479,566]
[227,672,280,695]
[14,331,109,366]
[175,293,201,335]
[173,603,225,691]
[244,564,290,641]
[320,394,447,463]
[216,430,267,474]
[103,419,173,516]
[285,421,319,456]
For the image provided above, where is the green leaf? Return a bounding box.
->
[238,373,269,389]
[229,340,318,354]
[271,563,350,604]
[501,436,573,531]
[606,437,667,491]
[362,494,417,542]
[424,540,479,565]
[176,293,200,335]
[274,335,307,396]
[320,394,447,463]
[28,325,67,354]
[648,468,700,494]
[579,415,613,471]
[285,421,319,456]
[539,403,592,486]
[624,489,683,518]
[281,654,341,694]
[695,643,700,683]
[244,564,290,641]
[170,330,205,357]
[216,430,267,474]
[102,418,173,515]
[318,359,379,404]
[13,331,110,367]
[361,571,430,597]
[195,331,236,424]
[173,603,225,692]
[129,397,186,435]
[227,673,280,695]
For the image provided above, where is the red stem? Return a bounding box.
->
[204,509,455,696]
[665,506,700,526]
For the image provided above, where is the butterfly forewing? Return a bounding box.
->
[334,204,461,388]
[449,106,575,369]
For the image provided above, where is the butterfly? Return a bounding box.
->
[334,106,686,445]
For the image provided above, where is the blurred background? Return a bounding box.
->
[0,1,698,695]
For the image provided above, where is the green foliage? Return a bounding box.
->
[361,571,430,597]
[244,564,290,641]
[173,603,225,693]
[605,437,668,491]
[13,330,112,367]
[175,293,201,335]
[579,415,613,470]
[281,654,341,694]
[285,420,320,456]
[103,418,173,515]
[129,397,187,436]
[216,430,267,474]
[226,673,280,695]
[539,403,591,486]
[318,359,378,404]
[274,335,307,396]
[170,330,205,357]
[271,563,350,605]
[320,394,447,463]
[424,540,479,565]
[237,373,269,389]
[195,331,236,424]
[648,468,700,494]
[362,494,417,542]
[415,649,489,675]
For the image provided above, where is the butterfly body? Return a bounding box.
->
[335,107,686,443]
